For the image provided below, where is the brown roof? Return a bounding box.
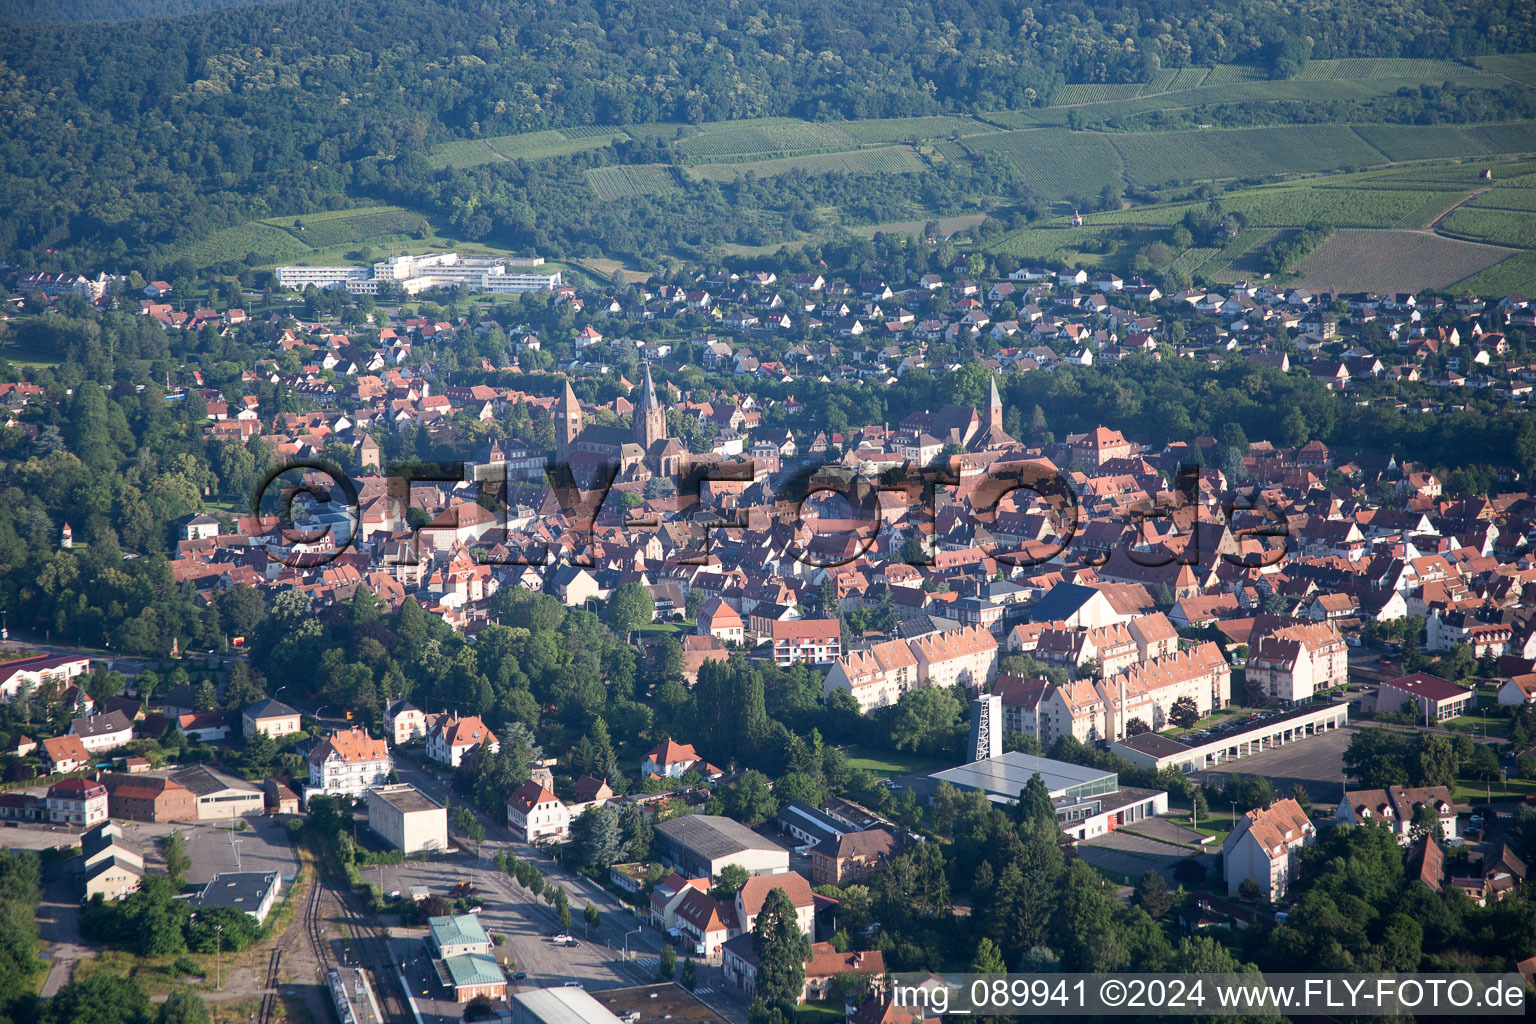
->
[737,872,814,917]
[309,726,388,766]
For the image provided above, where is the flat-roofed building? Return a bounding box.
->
[193,871,282,924]
[929,750,1166,842]
[512,987,624,1024]
[367,784,447,853]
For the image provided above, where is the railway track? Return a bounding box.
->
[303,869,410,1022]
[255,948,283,1024]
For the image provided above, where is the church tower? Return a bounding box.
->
[987,374,1004,434]
[556,379,582,456]
[635,364,667,450]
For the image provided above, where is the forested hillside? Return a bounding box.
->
[2,0,1535,272]
[0,0,281,23]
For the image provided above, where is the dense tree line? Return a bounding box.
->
[5,0,1536,270]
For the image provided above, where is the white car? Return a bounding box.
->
[551,934,574,944]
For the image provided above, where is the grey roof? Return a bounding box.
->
[930,751,1114,799]
[1114,733,1192,757]
[1027,582,1101,623]
[511,988,623,1024]
[85,856,142,883]
[169,764,259,798]
[71,710,132,738]
[81,829,136,861]
[244,698,299,719]
[370,785,442,815]
[193,871,278,912]
[655,814,787,859]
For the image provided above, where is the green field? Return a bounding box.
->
[585,164,680,200]
[842,744,948,778]
[686,146,926,182]
[838,115,996,143]
[1454,250,1536,295]
[965,129,1127,198]
[171,222,314,268]
[275,206,429,249]
[1440,206,1536,248]
[673,117,861,162]
[429,128,628,168]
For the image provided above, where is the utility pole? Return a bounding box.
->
[215,923,223,990]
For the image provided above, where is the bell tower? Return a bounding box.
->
[635,364,666,450]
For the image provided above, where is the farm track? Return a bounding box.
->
[1428,187,1494,232]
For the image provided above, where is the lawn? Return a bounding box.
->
[843,744,948,778]
[1438,714,1511,739]
[795,1001,846,1024]
[1162,708,1245,739]
[1451,776,1536,803]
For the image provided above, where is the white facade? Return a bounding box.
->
[277,252,561,296]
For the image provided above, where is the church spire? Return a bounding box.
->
[987,374,1003,433]
[557,378,582,455]
[635,362,667,450]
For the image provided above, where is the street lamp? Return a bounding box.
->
[215,924,223,990]
[624,926,642,961]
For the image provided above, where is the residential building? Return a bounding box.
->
[386,699,428,745]
[1222,798,1316,901]
[40,734,90,774]
[367,784,448,853]
[640,738,721,780]
[307,727,392,801]
[771,619,842,666]
[810,828,901,884]
[68,711,135,753]
[425,712,498,768]
[46,778,108,827]
[1246,621,1348,704]
[821,639,920,714]
[697,597,746,645]
[910,624,999,695]
[242,699,302,740]
[1337,785,1457,842]
[505,780,570,843]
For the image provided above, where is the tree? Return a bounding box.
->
[571,805,623,870]
[47,973,153,1024]
[713,864,751,900]
[681,957,697,991]
[1133,870,1172,919]
[584,903,600,933]
[1014,773,1055,828]
[658,942,676,981]
[753,886,811,1008]
[555,888,573,933]
[1238,877,1263,901]
[158,989,212,1024]
[605,582,654,635]
[1412,732,1457,787]
[1409,804,1440,843]
[969,937,1007,974]
[162,831,191,886]
[222,662,266,710]
[193,680,219,712]
[1169,696,1200,729]
[1125,717,1150,736]
[724,770,778,825]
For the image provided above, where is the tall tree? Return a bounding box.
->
[753,886,812,1008]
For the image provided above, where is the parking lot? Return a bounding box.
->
[1191,724,1353,802]
[1077,825,1200,881]
[116,814,300,884]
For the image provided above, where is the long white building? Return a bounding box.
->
[277,252,561,296]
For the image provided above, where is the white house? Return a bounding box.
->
[1222,798,1315,901]
[505,780,570,843]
